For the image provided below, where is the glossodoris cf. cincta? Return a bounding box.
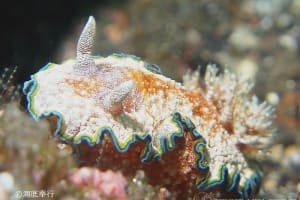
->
[23,16,274,198]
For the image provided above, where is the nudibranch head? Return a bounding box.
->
[23,16,274,198]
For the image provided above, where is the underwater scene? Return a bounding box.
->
[0,0,299,199]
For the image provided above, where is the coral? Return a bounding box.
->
[126,170,171,200]
[69,167,127,200]
[0,67,20,107]
[0,102,75,198]
[23,16,274,198]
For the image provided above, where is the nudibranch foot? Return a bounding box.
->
[74,122,210,199]
[23,16,274,199]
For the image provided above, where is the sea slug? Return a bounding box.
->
[23,16,274,198]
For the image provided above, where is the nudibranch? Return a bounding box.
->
[23,16,274,198]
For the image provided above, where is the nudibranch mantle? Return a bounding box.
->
[23,16,274,198]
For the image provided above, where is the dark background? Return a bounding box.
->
[0,0,126,84]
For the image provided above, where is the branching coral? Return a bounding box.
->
[203,65,274,146]
[23,16,274,199]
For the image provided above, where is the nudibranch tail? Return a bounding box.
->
[73,16,97,76]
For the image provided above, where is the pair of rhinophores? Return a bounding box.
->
[23,16,274,198]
